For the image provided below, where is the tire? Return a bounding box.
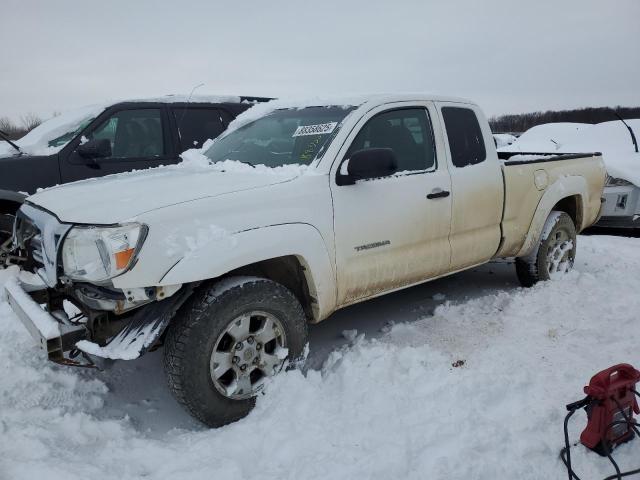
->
[515,211,577,287]
[163,276,308,427]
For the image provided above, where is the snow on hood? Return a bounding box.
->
[26,159,308,224]
[561,119,640,186]
[498,122,589,153]
[0,104,106,157]
[179,148,316,176]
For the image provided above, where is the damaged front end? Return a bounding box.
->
[3,203,193,367]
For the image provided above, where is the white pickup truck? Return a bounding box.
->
[4,94,606,427]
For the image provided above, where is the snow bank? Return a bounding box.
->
[1,235,639,479]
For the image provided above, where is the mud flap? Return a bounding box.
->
[76,284,196,360]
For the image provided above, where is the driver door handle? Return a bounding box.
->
[427,189,450,199]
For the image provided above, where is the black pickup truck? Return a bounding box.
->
[0,95,268,261]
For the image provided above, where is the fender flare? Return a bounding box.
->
[157,223,337,321]
[515,176,587,258]
[0,189,27,211]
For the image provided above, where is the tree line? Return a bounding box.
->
[489,106,640,134]
[3,106,640,140]
[0,113,43,140]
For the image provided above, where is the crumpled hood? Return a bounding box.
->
[27,163,300,224]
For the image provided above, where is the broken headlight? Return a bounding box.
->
[61,223,148,283]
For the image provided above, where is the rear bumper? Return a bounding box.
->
[594,215,640,229]
[3,278,86,363]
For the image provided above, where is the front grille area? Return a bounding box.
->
[30,234,44,266]
[14,204,72,287]
[14,211,44,271]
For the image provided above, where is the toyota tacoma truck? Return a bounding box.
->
[3,94,606,427]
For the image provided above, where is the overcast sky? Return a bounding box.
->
[1,0,638,123]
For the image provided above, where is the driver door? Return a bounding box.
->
[60,107,175,183]
[330,103,453,306]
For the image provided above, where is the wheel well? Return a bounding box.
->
[226,256,318,322]
[0,200,22,216]
[552,195,583,231]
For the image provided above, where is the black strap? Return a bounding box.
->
[561,392,640,480]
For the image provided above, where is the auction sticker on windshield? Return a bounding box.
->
[292,122,338,137]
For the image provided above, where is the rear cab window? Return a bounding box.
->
[172,108,228,150]
[441,106,486,167]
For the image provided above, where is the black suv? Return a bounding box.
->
[0,96,268,252]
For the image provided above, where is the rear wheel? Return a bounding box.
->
[163,276,308,427]
[515,211,577,287]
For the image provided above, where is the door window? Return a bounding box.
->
[441,107,486,167]
[173,108,226,150]
[89,109,165,158]
[346,108,436,172]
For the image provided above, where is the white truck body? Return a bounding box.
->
[22,94,605,322]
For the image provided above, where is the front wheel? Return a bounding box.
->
[515,211,577,287]
[163,276,308,427]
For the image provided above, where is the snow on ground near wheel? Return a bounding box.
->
[1,235,639,479]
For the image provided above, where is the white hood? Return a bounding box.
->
[27,161,304,224]
[561,120,640,186]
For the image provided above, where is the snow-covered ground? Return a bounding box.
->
[1,234,639,479]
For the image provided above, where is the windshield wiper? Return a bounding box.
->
[0,129,22,154]
[612,110,639,153]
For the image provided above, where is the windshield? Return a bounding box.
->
[204,106,355,167]
[0,104,104,157]
[47,117,95,148]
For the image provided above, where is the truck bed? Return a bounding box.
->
[496,151,606,258]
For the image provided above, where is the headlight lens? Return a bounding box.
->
[61,223,147,282]
[606,175,633,187]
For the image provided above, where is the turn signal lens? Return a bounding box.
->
[114,248,135,270]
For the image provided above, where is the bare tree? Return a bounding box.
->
[20,113,42,132]
[0,116,15,133]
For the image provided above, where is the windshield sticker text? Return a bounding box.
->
[292,122,338,137]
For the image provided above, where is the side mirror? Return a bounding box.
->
[337,148,398,186]
[77,138,111,160]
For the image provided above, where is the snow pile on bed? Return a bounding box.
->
[493,133,517,148]
[499,122,589,153]
[1,235,639,479]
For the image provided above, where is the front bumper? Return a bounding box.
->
[3,277,87,365]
